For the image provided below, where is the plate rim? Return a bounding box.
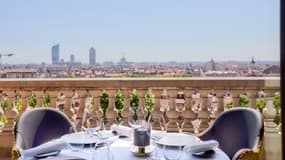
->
[62,132,99,144]
[156,133,196,147]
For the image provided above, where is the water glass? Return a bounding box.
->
[163,145,182,160]
[65,127,85,152]
[92,144,114,160]
[92,135,118,160]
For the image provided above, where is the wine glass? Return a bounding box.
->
[64,126,85,152]
[149,115,167,160]
[162,145,183,160]
[92,134,119,160]
[128,107,147,129]
[81,110,102,152]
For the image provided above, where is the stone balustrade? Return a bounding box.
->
[0,77,280,158]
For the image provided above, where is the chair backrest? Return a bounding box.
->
[199,107,263,159]
[15,108,75,150]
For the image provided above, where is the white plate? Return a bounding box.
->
[62,132,100,144]
[157,133,197,147]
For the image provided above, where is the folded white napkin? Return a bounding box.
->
[110,124,132,137]
[21,139,67,158]
[183,140,219,154]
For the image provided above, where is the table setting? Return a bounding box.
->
[18,123,230,160]
[18,103,229,160]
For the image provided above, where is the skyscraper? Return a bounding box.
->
[89,47,96,65]
[70,54,75,64]
[51,44,60,64]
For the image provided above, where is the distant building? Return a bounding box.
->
[204,58,224,71]
[263,65,280,77]
[70,54,75,64]
[89,47,96,65]
[51,44,60,64]
[0,69,38,78]
[103,61,114,66]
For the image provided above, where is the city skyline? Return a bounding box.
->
[0,0,279,64]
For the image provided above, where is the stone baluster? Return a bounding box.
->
[50,90,57,108]
[150,89,161,130]
[82,89,92,128]
[198,91,210,132]
[213,92,224,119]
[106,90,116,129]
[191,89,202,133]
[159,89,170,131]
[56,90,66,112]
[37,90,43,107]
[166,89,178,132]
[121,89,130,126]
[215,90,224,114]
[207,89,218,124]
[263,98,281,160]
[175,91,186,133]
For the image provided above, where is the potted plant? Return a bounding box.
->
[145,89,155,122]
[130,89,139,120]
[15,94,22,113]
[0,115,8,126]
[273,92,281,124]
[28,92,37,108]
[255,92,265,113]
[43,90,51,107]
[1,95,8,113]
[239,92,249,107]
[99,90,109,121]
[114,89,124,124]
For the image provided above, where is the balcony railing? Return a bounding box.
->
[0,77,280,158]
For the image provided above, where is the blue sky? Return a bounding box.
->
[0,0,279,64]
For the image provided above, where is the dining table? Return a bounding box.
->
[19,131,230,160]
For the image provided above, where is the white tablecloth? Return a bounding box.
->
[20,137,230,160]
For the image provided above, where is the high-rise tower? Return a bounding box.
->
[51,44,60,64]
[89,47,96,65]
[70,54,75,64]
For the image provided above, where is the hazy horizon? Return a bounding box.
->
[0,0,280,64]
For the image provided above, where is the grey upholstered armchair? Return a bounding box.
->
[198,107,263,160]
[12,108,75,160]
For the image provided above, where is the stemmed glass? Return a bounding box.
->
[92,133,119,160]
[149,115,167,160]
[81,110,102,152]
[128,107,147,129]
[162,145,183,160]
[64,126,85,152]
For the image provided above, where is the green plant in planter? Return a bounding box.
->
[225,100,233,109]
[99,90,109,120]
[145,89,155,122]
[273,92,281,124]
[115,90,124,124]
[256,98,266,112]
[255,91,266,112]
[239,93,249,107]
[43,91,51,107]
[224,92,233,109]
[0,115,8,125]
[1,96,8,113]
[15,94,22,113]
[28,92,37,108]
[130,89,139,120]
